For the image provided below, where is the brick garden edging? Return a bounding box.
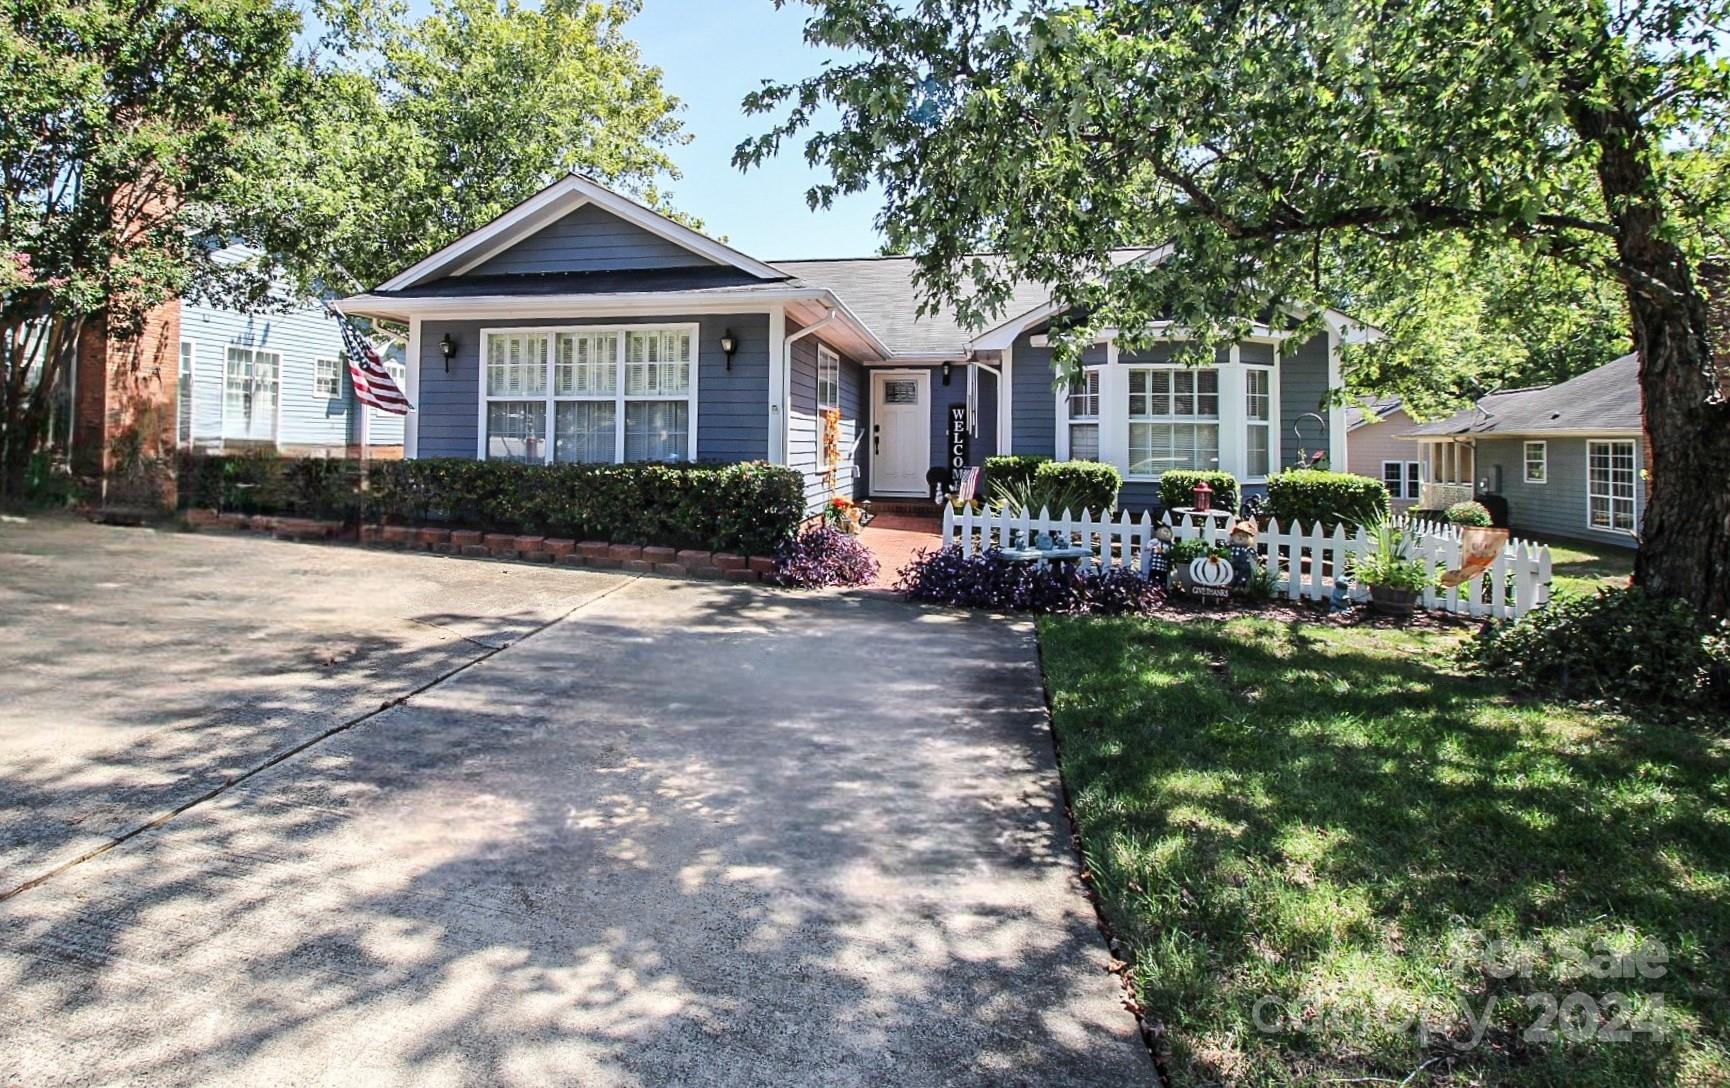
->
[180,510,778,584]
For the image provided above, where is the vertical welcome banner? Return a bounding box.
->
[947,404,969,490]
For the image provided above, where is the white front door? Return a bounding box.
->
[871,370,931,496]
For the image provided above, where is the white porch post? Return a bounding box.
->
[404,316,420,458]
[1099,339,1128,473]
[1217,343,1247,479]
[998,344,1014,456]
[1327,327,1347,468]
[767,305,787,464]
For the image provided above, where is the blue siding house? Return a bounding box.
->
[335,174,1373,513]
[179,273,406,458]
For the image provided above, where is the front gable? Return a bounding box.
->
[374,173,784,293]
[462,203,718,277]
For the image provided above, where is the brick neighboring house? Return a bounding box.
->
[70,255,407,507]
[71,295,183,507]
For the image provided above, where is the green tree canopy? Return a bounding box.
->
[1,0,300,494]
[1339,235,1631,419]
[251,0,690,296]
[739,0,1730,611]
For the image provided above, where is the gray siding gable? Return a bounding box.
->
[466,203,719,277]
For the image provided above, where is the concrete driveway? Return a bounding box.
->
[0,517,1150,1087]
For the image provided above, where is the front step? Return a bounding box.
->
[864,499,943,520]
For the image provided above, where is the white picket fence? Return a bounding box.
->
[940,505,1553,619]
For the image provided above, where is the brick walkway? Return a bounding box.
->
[858,514,942,589]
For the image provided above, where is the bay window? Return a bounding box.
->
[1128,367,1219,476]
[481,325,697,464]
[1066,370,1100,461]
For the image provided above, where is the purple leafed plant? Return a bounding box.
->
[895,546,1160,614]
[773,526,880,588]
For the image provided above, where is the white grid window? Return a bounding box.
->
[1066,370,1100,461]
[817,344,841,411]
[486,333,548,398]
[483,326,696,464]
[314,357,341,399]
[1128,367,1219,476]
[1382,460,1422,500]
[1245,367,1272,478]
[1524,441,1547,484]
[177,342,195,447]
[1588,440,1637,532]
[224,346,280,442]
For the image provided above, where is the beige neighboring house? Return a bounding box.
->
[1345,396,1424,510]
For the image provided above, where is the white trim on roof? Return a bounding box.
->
[333,288,830,323]
[969,293,1383,352]
[373,174,786,293]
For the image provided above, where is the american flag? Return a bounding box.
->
[332,310,412,415]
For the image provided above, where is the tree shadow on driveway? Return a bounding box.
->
[0,578,1152,1087]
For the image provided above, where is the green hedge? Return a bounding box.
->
[365,458,804,555]
[179,453,806,555]
[983,454,1050,495]
[1035,460,1122,513]
[1158,470,1240,513]
[1264,469,1390,531]
[178,450,360,521]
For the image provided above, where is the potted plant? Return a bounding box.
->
[1349,522,1435,616]
[824,496,865,535]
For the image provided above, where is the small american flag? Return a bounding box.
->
[332,310,412,415]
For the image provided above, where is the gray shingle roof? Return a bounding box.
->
[772,251,1156,356]
[769,255,1060,356]
[1408,353,1641,436]
[1345,396,1403,430]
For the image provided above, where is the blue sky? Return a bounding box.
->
[302,0,888,259]
[627,0,886,259]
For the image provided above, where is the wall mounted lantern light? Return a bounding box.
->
[941,360,953,385]
[719,330,737,371]
[439,333,458,372]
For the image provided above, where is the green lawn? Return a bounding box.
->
[1040,615,1730,1087]
[1537,536,1635,598]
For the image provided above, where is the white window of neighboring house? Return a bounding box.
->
[177,341,194,447]
[1524,440,1548,484]
[1065,369,1100,461]
[1127,366,1220,477]
[1245,366,1273,479]
[1382,459,1423,500]
[482,325,697,465]
[1588,439,1637,532]
[817,344,841,411]
[314,357,342,399]
[223,346,280,442]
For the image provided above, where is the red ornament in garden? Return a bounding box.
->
[1192,480,1213,512]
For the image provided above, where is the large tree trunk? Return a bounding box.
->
[1579,103,1730,616]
